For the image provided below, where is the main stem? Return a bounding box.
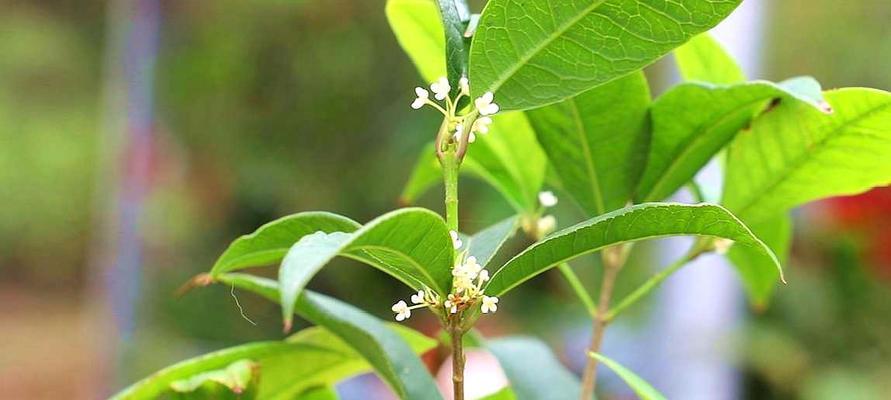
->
[440,138,464,399]
[580,245,626,399]
[450,324,466,400]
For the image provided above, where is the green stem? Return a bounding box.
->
[557,263,597,316]
[441,149,460,232]
[450,325,465,400]
[605,241,709,321]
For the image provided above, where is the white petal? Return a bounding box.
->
[415,87,428,98]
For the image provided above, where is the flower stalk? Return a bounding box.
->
[580,244,627,399]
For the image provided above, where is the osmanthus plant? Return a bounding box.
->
[113,0,891,399]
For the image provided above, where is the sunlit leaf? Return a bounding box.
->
[485,203,781,296]
[723,88,891,225]
[673,32,744,84]
[109,323,434,400]
[386,0,445,82]
[528,71,650,215]
[636,77,830,202]
[727,213,792,307]
[469,0,742,110]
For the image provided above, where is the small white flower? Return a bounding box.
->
[478,269,490,283]
[411,87,429,109]
[410,290,425,304]
[450,230,463,249]
[539,191,558,207]
[472,116,492,134]
[452,123,465,143]
[463,256,481,275]
[445,294,461,314]
[474,92,499,116]
[459,77,470,95]
[713,238,735,255]
[537,215,556,237]
[431,76,451,100]
[481,295,499,313]
[391,300,411,321]
[467,131,476,143]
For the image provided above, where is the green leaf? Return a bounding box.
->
[528,71,650,216]
[673,33,745,84]
[435,0,470,93]
[636,77,831,202]
[216,273,443,400]
[469,0,742,111]
[210,212,360,276]
[169,360,258,399]
[400,112,547,213]
[589,352,666,400]
[110,322,435,400]
[295,386,339,400]
[488,337,580,400]
[464,216,518,267]
[727,213,792,307]
[279,208,453,329]
[386,0,445,82]
[479,388,516,400]
[723,87,891,225]
[485,202,781,296]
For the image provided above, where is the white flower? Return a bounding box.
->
[459,77,470,95]
[431,76,451,100]
[713,238,735,255]
[539,191,558,207]
[391,300,411,321]
[472,116,492,134]
[445,294,461,314]
[411,87,429,109]
[477,269,490,283]
[537,215,556,236]
[450,230,463,249]
[474,92,499,116]
[481,295,499,313]
[463,256,481,276]
[410,290,425,304]
[452,123,466,143]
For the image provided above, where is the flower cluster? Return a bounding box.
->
[391,231,500,321]
[410,76,499,145]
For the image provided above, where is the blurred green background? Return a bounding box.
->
[0,0,888,398]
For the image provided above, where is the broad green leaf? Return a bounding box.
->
[636,77,831,202]
[210,212,360,276]
[386,0,445,82]
[469,0,742,110]
[673,33,744,85]
[528,71,650,216]
[589,353,666,400]
[110,323,434,400]
[485,203,781,296]
[488,337,580,400]
[279,208,453,329]
[435,0,470,93]
[464,216,518,267]
[727,213,792,307]
[400,112,547,213]
[169,359,258,399]
[216,274,443,400]
[723,88,891,225]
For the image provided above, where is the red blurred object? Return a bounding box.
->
[819,186,891,280]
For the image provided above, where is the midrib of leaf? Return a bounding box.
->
[733,100,891,220]
[569,98,606,214]
[479,0,609,95]
[644,96,765,201]
[352,244,446,293]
